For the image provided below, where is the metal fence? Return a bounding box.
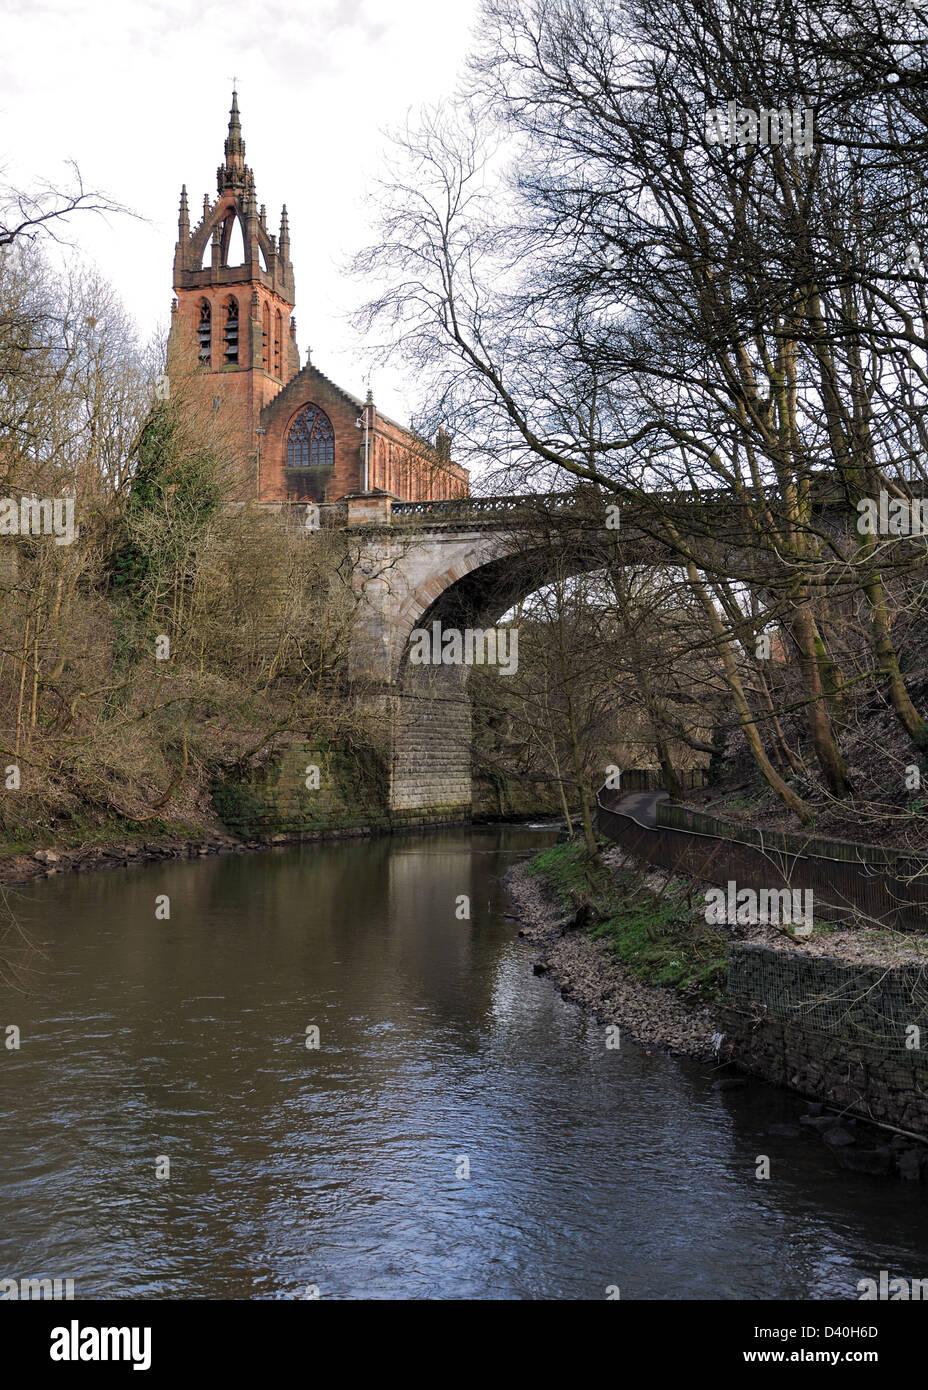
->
[613,769,709,794]
[391,493,577,519]
[596,786,928,931]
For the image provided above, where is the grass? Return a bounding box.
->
[528,840,729,1003]
[527,841,613,911]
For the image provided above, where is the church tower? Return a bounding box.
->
[168,92,299,489]
[168,92,469,506]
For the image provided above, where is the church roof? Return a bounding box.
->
[262,359,423,442]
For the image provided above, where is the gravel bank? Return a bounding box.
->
[506,859,719,1060]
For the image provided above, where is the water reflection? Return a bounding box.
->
[1,825,927,1299]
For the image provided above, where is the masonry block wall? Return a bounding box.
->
[721,944,928,1135]
[212,742,389,837]
[472,772,568,818]
[212,720,474,834]
[390,673,473,825]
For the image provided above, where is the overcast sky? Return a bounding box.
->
[1,0,481,421]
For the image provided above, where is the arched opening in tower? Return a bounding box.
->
[220,214,246,268]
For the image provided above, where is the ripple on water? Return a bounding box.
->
[2,824,928,1299]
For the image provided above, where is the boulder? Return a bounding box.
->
[835,1146,893,1175]
[823,1127,856,1148]
[800,1114,838,1133]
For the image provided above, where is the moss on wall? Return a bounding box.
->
[212,741,390,836]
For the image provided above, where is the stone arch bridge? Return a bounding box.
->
[266,489,682,822]
[265,482,846,823]
[348,492,634,822]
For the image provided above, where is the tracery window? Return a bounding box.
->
[197,300,211,364]
[262,302,270,372]
[274,310,282,377]
[286,403,335,470]
[224,297,239,364]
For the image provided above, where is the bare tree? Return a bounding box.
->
[0,161,126,250]
[354,0,928,826]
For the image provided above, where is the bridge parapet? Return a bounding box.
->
[257,473,907,536]
[390,492,576,520]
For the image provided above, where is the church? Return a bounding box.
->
[167,92,469,506]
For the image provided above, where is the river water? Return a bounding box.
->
[2,822,928,1300]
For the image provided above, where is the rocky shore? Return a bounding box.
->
[505,858,719,1059]
[0,823,382,888]
[507,853,928,1178]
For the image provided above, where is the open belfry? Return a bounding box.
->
[168,92,469,505]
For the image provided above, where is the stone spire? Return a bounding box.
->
[279,205,290,263]
[178,185,189,240]
[225,89,245,167]
[218,89,253,193]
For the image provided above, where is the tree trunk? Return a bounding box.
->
[687,563,813,823]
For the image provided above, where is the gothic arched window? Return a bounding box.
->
[262,302,270,372]
[274,310,282,377]
[224,297,239,364]
[197,300,211,365]
[286,404,335,470]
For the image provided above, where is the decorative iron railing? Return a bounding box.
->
[390,493,576,517]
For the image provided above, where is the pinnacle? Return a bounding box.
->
[224,87,246,169]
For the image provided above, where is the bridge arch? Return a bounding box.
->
[383,531,611,822]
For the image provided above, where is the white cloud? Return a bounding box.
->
[0,0,480,419]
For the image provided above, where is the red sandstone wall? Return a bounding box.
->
[257,366,468,504]
[170,297,467,506]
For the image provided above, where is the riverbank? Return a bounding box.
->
[511,837,928,1173]
[0,820,391,888]
[0,807,550,889]
[505,848,720,1059]
[0,795,574,889]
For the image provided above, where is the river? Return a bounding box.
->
[2,823,928,1300]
